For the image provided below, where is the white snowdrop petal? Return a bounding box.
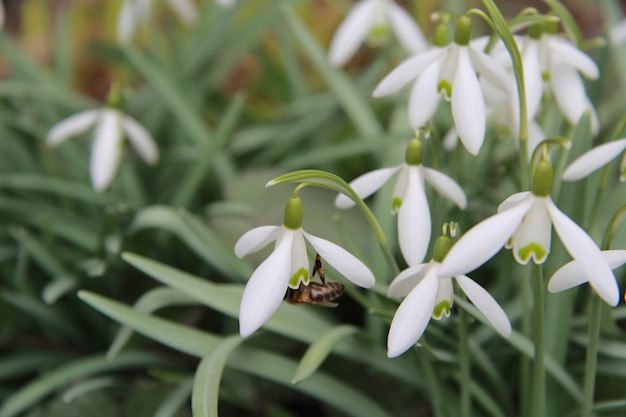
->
[455,274,511,337]
[408,60,441,129]
[398,167,430,267]
[511,197,551,264]
[388,263,430,298]
[46,110,99,147]
[335,166,401,209]
[303,232,375,288]
[122,116,159,165]
[438,195,535,277]
[451,48,485,156]
[562,138,626,181]
[550,60,595,127]
[234,225,281,258]
[388,3,428,55]
[239,231,293,337]
[468,47,510,93]
[328,0,376,67]
[423,167,467,209]
[498,191,532,212]
[521,40,544,119]
[90,110,124,192]
[548,250,626,292]
[547,200,620,306]
[610,20,626,45]
[289,229,309,288]
[548,37,599,79]
[373,48,446,97]
[387,273,438,358]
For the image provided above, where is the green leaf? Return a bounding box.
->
[192,336,244,417]
[280,4,383,138]
[78,290,220,357]
[291,325,359,384]
[0,352,172,417]
[107,287,200,359]
[0,351,70,384]
[153,378,194,417]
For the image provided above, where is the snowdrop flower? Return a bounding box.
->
[117,0,198,43]
[235,194,375,337]
[609,19,626,45]
[45,91,159,192]
[373,17,509,155]
[548,250,625,304]
[562,138,626,181]
[537,22,600,134]
[438,155,620,306]
[335,137,467,267]
[328,0,427,67]
[387,226,511,358]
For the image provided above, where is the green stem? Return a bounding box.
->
[417,350,446,417]
[532,263,545,417]
[459,304,471,417]
[581,294,602,417]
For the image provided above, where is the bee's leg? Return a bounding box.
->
[314,253,326,285]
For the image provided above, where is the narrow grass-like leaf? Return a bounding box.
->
[291,325,359,384]
[78,290,220,357]
[0,351,69,384]
[456,297,583,401]
[107,287,199,359]
[280,4,382,137]
[41,278,77,305]
[123,45,212,145]
[0,82,95,109]
[0,352,172,417]
[192,335,244,417]
[127,206,250,279]
[61,377,117,403]
[230,348,394,417]
[153,378,194,417]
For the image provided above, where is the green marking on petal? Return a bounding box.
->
[392,197,403,213]
[289,267,309,288]
[438,80,452,100]
[433,300,451,320]
[518,242,548,264]
[367,25,391,47]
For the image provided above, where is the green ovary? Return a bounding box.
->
[289,267,309,288]
[518,242,547,263]
[433,300,451,320]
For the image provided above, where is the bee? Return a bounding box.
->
[284,254,345,307]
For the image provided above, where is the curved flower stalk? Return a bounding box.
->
[562,138,626,181]
[235,194,375,337]
[334,137,467,267]
[117,0,198,43]
[548,250,625,303]
[387,226,511,358]
[438,156,620,307]
[45,104,159,192]
[328,0,427,67]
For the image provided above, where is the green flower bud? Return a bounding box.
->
[531,159,554,196]
[405,138,423,166]
[106,83,124,109]
[528,23,544,40]
[433,235,452,263]
[454,15,472,46]
[283,195,303,229]
[433,23,450,47]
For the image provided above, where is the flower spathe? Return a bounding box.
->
[46,107,159,192]
[373,18,509,155]
[117,0,198,43]
[335,140,467,267]
[437,190,620,306]
[562,138,626,181]
[235,198,375,337]
[548,250,625,304]
[387,258,511,358]
[328,0,427,67]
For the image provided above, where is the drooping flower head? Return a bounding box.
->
[335,134,467,267]
[373,16,509,155]
[45,84,159,192]
[328,0,427,67]
[387,223,511,358]
[438,144,620,306]
[235,193,375,337]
